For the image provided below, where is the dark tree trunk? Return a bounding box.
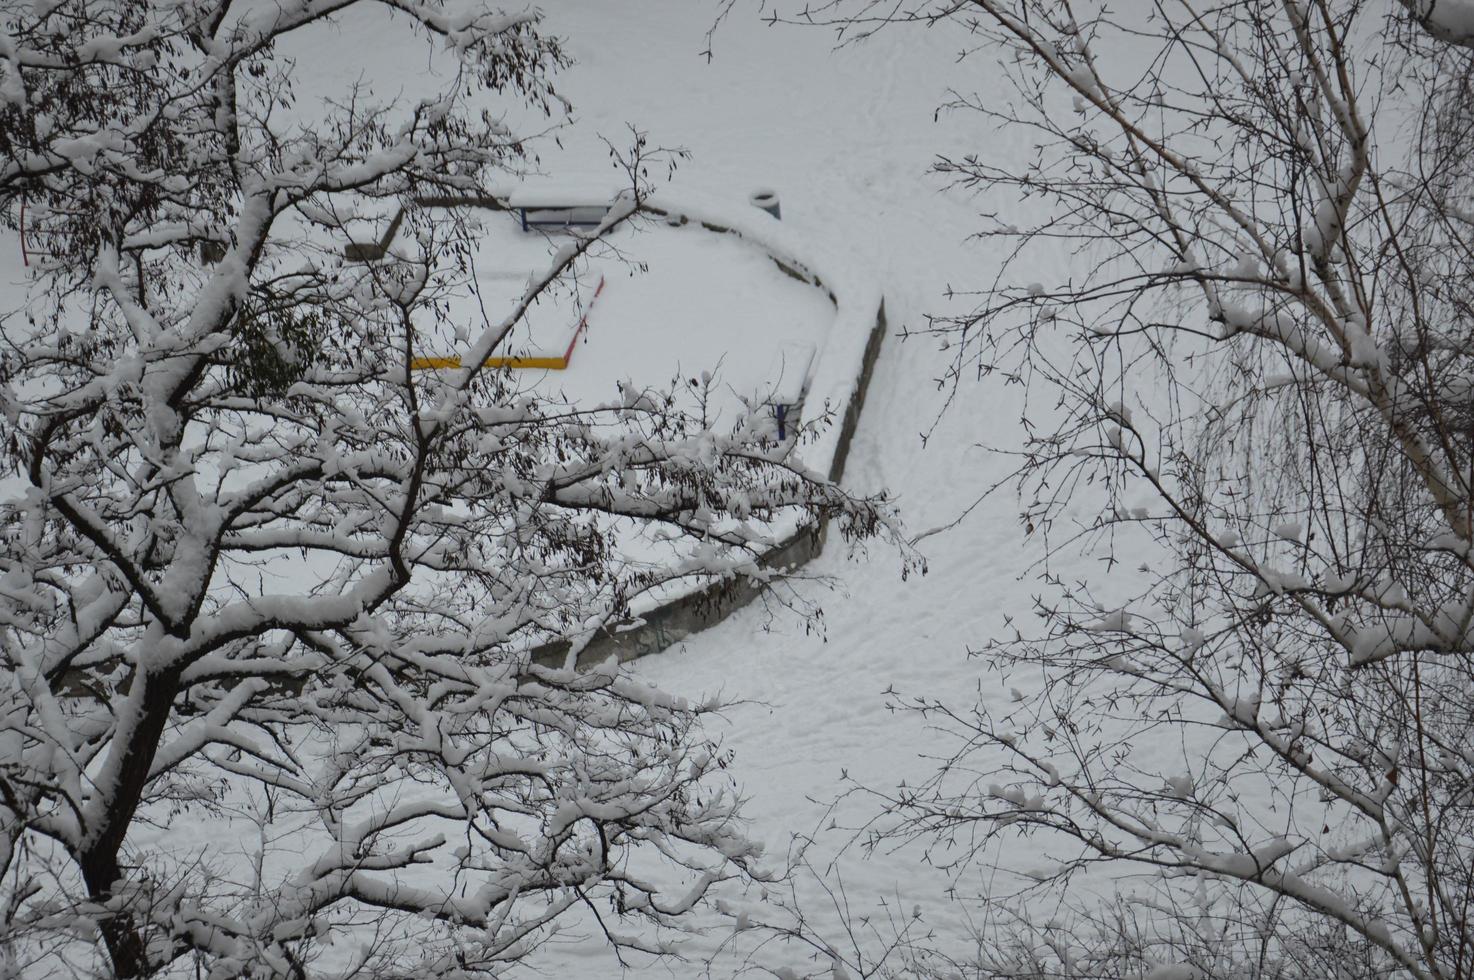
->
[76,667,182,978]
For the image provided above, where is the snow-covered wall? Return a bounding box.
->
[530,192,887,669]
[640,189,886,487]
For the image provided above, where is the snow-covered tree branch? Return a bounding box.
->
[0,3,892,976]
[763,1,1474,978]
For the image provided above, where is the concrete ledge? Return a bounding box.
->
[529,523,827,670]
[528,299,887,670]
[828,300,887,487]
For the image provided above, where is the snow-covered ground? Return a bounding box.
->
[503,3,1069,974]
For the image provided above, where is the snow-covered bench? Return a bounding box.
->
[340,183,632,262]
[507,186,622,232]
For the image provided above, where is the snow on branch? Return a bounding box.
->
[0,3,894,975]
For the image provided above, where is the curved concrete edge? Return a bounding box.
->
[530,299,887,672]
[641,188,884,490]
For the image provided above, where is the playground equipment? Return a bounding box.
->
[762,341,815,440]
[410,274,606,372]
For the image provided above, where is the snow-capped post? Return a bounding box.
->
[749,187,782,219]
[752,2,1474,978]
[0,5,892,977]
